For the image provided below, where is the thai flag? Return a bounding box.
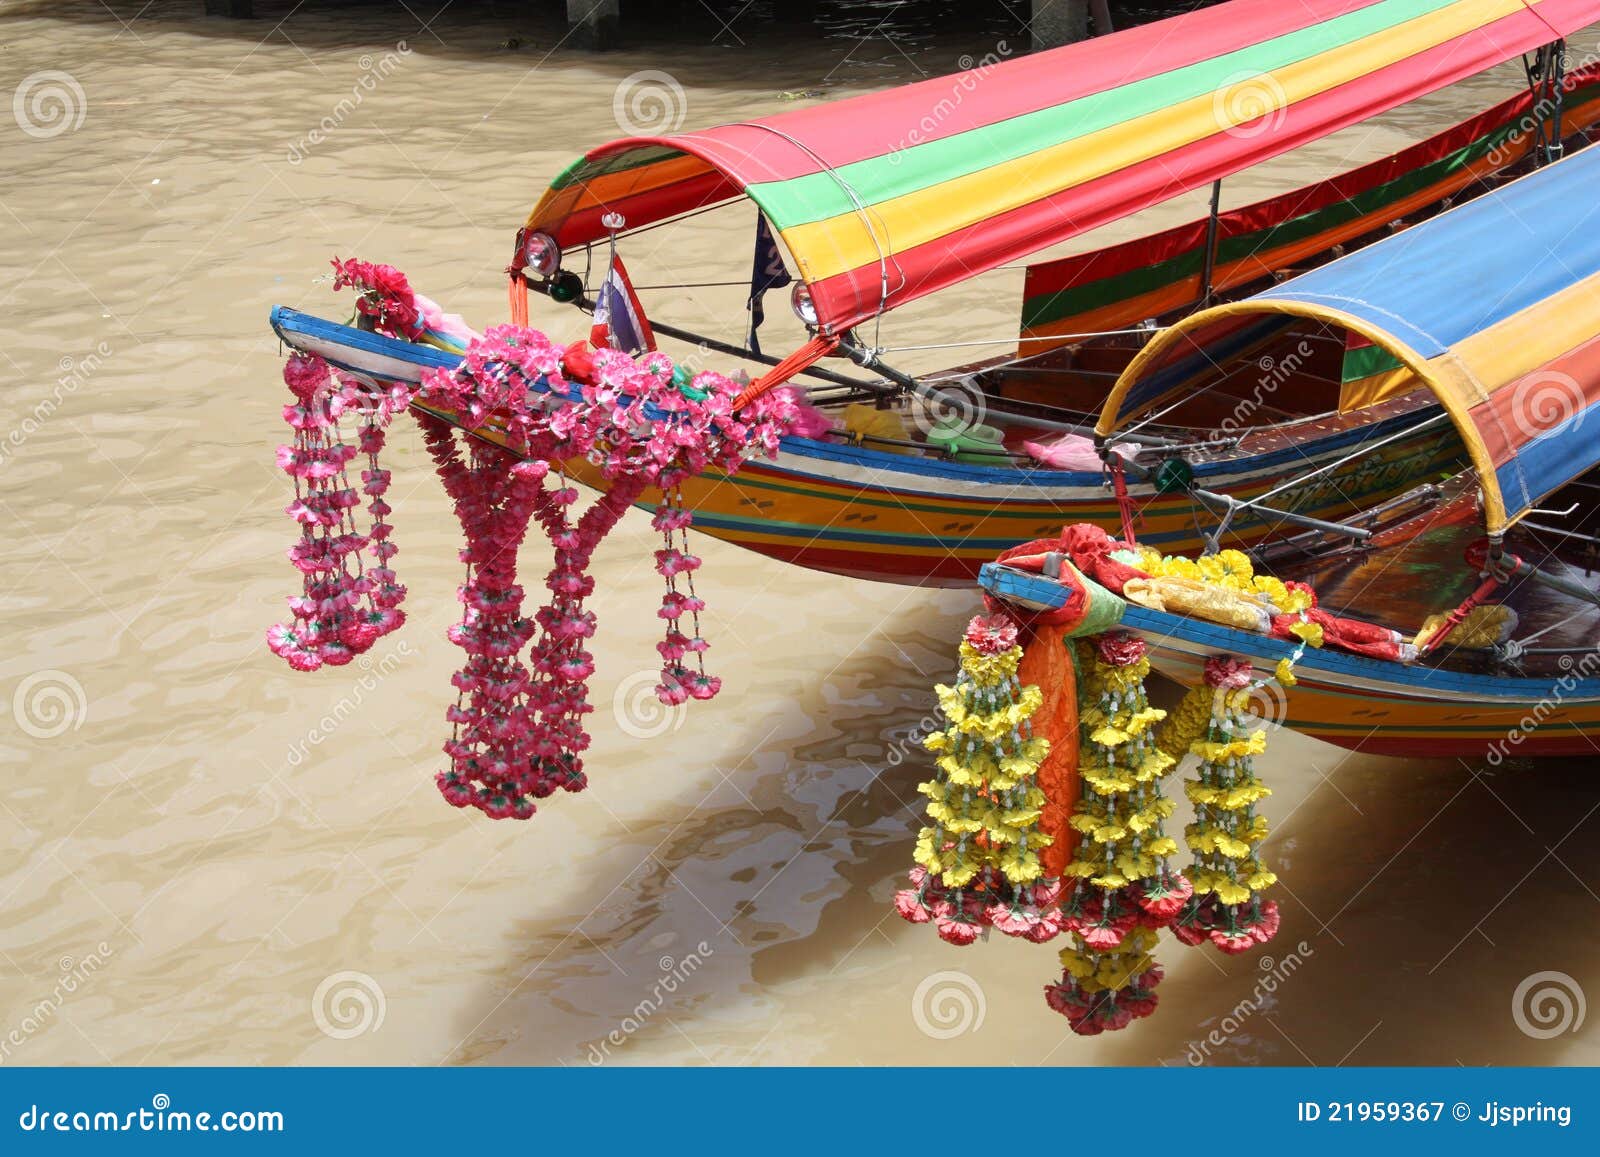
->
[590,253,655,354]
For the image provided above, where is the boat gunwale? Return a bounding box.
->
[269,305,1456,496]
[978,563,1600,704]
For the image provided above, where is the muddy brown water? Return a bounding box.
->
[1,1,1596,1066]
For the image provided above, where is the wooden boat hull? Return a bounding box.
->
[981,565,1600,759]
[270,307,1464,587]
[1125,607,1600,759]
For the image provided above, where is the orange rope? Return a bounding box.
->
[508,271,529,328]
[732,335,839,409]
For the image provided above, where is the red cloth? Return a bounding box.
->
[1271,609,1404,661]
[992,524,1148,598]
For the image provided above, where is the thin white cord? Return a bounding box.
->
[879,327,1161,352]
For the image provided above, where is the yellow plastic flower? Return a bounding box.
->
[1288,618,1325,648]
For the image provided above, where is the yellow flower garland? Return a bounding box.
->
[912,634,1053,896]
[1176,677,1281,950]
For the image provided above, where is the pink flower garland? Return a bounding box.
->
[412,326,793,818]
[280,254,800,825]
[267,353,412,672]
[271,269,796,820]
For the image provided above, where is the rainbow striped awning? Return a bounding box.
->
[1098,143,1600,533]
[525,0,1600,336]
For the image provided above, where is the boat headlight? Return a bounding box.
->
[522,231,562,279]
[790,282,817,326]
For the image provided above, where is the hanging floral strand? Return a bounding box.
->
[893,613,1063,947]
[267,353,412,672]
[269,258,798,820]
[1046,632,1189,1035]
[1170,656,1281,954]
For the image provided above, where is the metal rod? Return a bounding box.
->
[1113,450,1371,542]
[1548,39,1568,165]
[835,333,1180,448]
[1254,482,1443,561]
[1500,552,1600,608]
[1196,489,1373,542]
[1200,179,1223,305]
[529,279,880,392]
[1521,519,1600,548]
[1244,411,1453,509]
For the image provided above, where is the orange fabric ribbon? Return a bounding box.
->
[1018,624,1080,877]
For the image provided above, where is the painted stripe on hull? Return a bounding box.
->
[1120,606,1600,758]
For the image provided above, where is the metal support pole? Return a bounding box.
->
[1547,39,1568,165]
[837,335,1179,447]
[1031,0,1090,51]
[1200,179,1223,305]
[567,0,620,51]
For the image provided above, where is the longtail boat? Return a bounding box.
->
[865,138,1600,1036]
[980,137,1600,758]
[271,0,1600,586]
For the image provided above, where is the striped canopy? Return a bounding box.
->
[1019,63,1600,351]
[526,0,1600,336]
[1097,143,1600,533]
